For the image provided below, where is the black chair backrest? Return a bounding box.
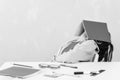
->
[94,40,113,62]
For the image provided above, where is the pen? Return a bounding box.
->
[60,64,78,69]
[13,63,33,68]
[90,69,105,76]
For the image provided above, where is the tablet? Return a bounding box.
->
[0,66,40,79]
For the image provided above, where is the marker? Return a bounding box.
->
[74,71,84,75]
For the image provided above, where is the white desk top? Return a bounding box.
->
[0,62,120,80]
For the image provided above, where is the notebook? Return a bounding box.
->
[77,20,111,42]
[0,66,40,79]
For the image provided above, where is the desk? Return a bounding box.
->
[0,62,120,80]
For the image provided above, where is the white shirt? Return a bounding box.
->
[55,39,99,63]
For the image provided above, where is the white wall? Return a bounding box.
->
[0,0,119,64]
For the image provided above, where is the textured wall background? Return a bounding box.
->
[0,0,119,65]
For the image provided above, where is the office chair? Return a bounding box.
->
[93,40,114,62]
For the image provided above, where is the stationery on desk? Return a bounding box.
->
[0,62,107,79]
[38,63,78,69]
[38,63,106,78]
[74,69,106,76]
